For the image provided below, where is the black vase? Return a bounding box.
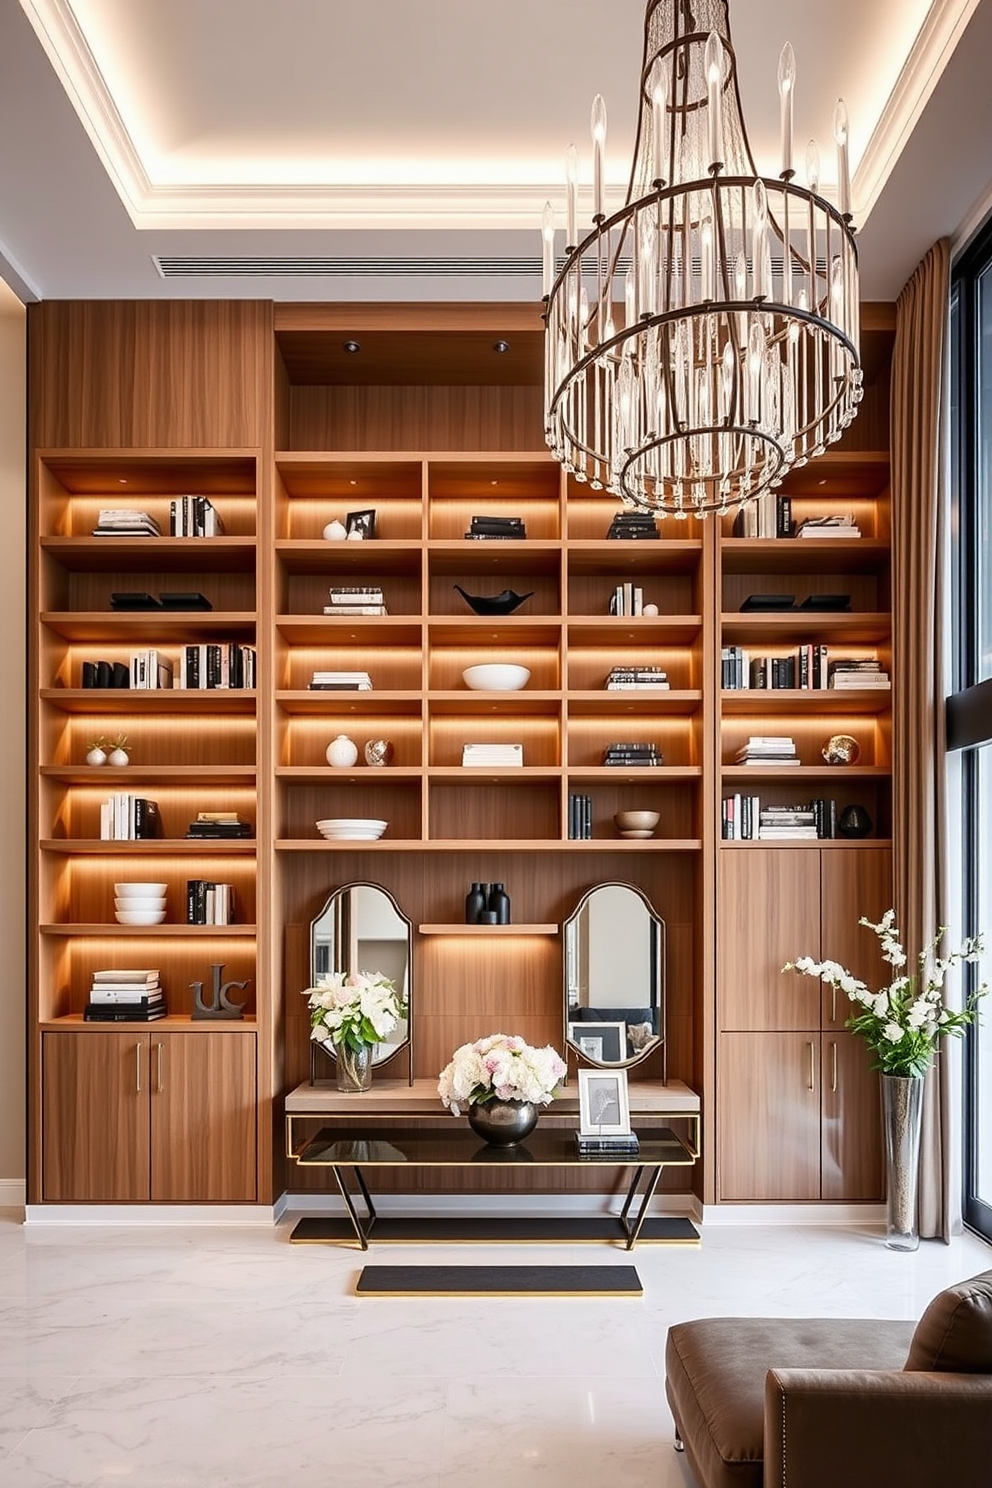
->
[488,882,511,924]
[838,804,873,838]
[465,882,487,924]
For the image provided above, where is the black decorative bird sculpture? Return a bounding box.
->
[453,585,535,616]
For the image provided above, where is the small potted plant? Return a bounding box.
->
[106,732,130,767]
[85,735,107,766]
[437,1033,566,1145]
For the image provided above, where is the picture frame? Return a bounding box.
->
[577,1067,632,1137]
[568,1018,626,1064]
[346,508,377,539]
[575,1035,604,1062]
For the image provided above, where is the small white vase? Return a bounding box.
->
[326,734,359,768]
[86,747,107,766]
[322,520,347,541]
[107,748,129,767]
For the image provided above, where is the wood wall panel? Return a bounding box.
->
[29,302,273,450]
[287,386,544,452]
[717,849,822,1031]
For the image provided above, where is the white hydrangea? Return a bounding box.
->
[438,1033,567,1116]
[302,970,403,1049]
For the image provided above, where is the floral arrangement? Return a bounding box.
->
[303,970,404,1055]
[784,910,986,1077]
[438,1033,567,1115]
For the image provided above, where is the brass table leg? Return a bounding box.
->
[621,1164,664,1250]
[331,1165,374,1249]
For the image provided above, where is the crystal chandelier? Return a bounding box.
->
[542,0,862,518]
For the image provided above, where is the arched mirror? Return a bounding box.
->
[310,882,413,1080]
[563,881,666,1077]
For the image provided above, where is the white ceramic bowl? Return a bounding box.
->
[115,908,168,925]
[114,882,168,897]
[114,896,166,911]
[462,663,531,691]
[316,819,387,829]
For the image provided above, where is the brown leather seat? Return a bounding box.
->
[664,1268,992,1488]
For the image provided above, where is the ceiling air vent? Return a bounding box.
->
[153,256,547,279]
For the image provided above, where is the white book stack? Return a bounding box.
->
[92,508,161,537]
[796,515,862,538]
[462,743,524,767]
[735,735,801,766]
[324,586,387,616]
[829,658,891,689]
[85,969,165,1022]
[309,670,372,690]
[758,806,819,840]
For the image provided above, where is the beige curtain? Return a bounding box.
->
[891,237,952,1240]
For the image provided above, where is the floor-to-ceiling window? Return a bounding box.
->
[950,219,992,1242]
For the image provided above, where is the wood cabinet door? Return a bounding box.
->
[717,1033,820,1201]
[149,1032,257,1202]
[42,1032,150,1201]
[819,848,893,1029]
[821,1031,884,1201]
[718,849,821,1031]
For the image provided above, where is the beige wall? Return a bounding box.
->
[0,281,26,1191]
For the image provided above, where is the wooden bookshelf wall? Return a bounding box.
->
[27,299,896,1208]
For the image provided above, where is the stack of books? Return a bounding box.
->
[735,736,801,766]
[178,643,255,688]
[828,658,891,689]
[568,793,592,839]
[606,665,669,690]
[169,496,225,536]
[99,795,160,840]
[574,1131,641,1155]
[608,583,646,616]
[129,649,174,689]
[607,512,658,539]
[92,508,161,537]
[84,969,165,1022]
[603,742,663,766]
[464,515,526,540]
[721,793,761,840]
[186,880,236,924]
[186,812,252,840]
[731,492,793,538]
[722,644,832,690]
[323,586,387,615]
[758,805,819,840]
[309,670,372,690]
[461,743,523,767]
[796,514,862,538]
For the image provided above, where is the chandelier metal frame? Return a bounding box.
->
[542,0,863,518]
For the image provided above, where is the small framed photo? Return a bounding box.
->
[568,1019,626,1064]
[346,508,377,539]
[578,1068,632,1137]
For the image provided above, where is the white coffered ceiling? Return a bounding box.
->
[1,0,991,303]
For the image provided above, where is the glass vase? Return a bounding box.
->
[881,1074,924,1251]
[336,1042,373,1093]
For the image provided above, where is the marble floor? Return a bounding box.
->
[0,1210,988,1488]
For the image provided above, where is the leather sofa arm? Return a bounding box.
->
[764,1368,992,1488]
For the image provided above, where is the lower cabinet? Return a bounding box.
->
[717,1031,882,1202]
[42,1029,257,1203]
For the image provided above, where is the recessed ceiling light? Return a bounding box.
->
[493,341,510,354]
[343,340,361,354]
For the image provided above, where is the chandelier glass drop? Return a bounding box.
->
[542,0,862,518]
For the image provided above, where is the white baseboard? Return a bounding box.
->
[0,1178,26,1212]
[700,1202,885,1227]
[24,1204,278,1226]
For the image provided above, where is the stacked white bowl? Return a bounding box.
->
[114,882,168,925]
[316,818,387,841]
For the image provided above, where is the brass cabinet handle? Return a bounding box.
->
[807,1041,815,1091]
[155,1043,164,1094]
[830,984,837,1024]
[135,1042,142,1093]
[830,1041,838,1093]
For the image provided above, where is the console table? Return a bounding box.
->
[285,1078,701,1249]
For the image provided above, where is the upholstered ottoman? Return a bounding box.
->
[664,1317,913,1488]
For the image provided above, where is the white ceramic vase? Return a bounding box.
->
[85,746,107,766]
[107,748,129,767]
[322,520,347,540]
[326,734,359,768]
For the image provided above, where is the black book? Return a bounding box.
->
[798,594,852,611]
[160,591,213,610]
[84,1005,167,1022]
[95,660,113,688]
[81,661,97,688]
[111,661,130,688]
[110,592,161,610]
[740,594,796,611]
[133,798,161,839]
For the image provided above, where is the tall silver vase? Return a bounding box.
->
[881,1074,924,1250]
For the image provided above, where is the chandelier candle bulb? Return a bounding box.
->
[705,31,724,170]
[541,201,556,298]
[834,98,851,217]
[778,42,795,177]
[565,143,579,248]
[651,63,668,185]
[701,215,714,302]
[591,94,607,220]
[752,179,769,299]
